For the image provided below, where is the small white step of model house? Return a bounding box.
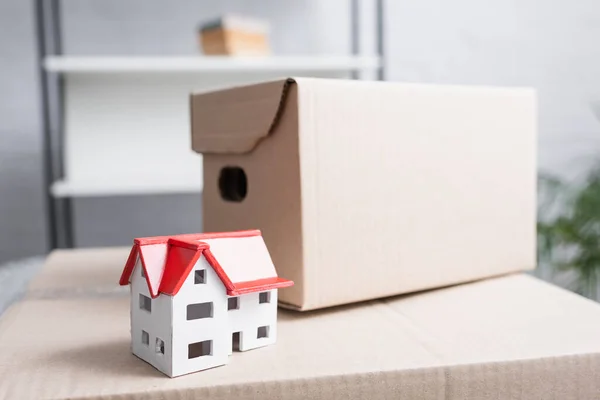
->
[119,230,294,377]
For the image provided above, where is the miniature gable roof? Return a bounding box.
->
[118,230,293,298]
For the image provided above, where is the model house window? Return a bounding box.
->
[228,297,240,310]
[141,267,145,278]
[187,302,213,320]
[259,291,271,304]
[232,332,241,351]
[139,294,152,312]
[141,330,149,346]
[188,340,212,359]
[155,338,165,355]
[194,269,206,284]
[257,325,270,339]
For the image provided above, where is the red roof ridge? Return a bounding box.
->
[134,229,261,246]
[167,237,209,251]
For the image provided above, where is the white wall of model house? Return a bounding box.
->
[228,290,278,352]
[130,258,173,377]
[171,256,228,376]
[130,254,278,377]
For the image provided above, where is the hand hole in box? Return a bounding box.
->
[219,166,247,202]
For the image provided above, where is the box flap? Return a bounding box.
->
[191,78,295,154]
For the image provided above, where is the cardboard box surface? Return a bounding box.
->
[1,248,599,399]
[26,248,128,297]
[191,78,537,310]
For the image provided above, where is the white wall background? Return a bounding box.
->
[386,0,600,179]
[1,0,599,262]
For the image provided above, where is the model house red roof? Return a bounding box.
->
[119,230,293,298]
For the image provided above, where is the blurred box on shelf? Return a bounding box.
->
[198,15,271,56]
[1,248,600,399]
[190,78,537,311]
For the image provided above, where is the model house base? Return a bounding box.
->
[119,230,293,377]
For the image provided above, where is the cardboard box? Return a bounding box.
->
[190,78,537,311]
[198,15,271,56]
[1,248,599,399]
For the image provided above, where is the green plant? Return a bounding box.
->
[538,165,600,300]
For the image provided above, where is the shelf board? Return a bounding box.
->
[44,55,381,74]
[51,178,202,198]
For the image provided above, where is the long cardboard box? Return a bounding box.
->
[1,248,599,399]
[191,78,537,310]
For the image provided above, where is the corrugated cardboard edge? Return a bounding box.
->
[59,353,597,400]
[264,354,594,400]
[190,77,296,154]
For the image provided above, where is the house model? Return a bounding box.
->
[118,230,293,377]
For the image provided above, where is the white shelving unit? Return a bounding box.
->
[45,55,381,74]
[36,0,385,248]
[46,55,381,198]
[51,174,203,198]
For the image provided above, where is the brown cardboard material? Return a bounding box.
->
[26,247,128,298]
[198,15,271,56]
[1,248,599,399]
[190,78,538,311]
